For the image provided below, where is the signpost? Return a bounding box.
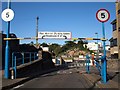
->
[96,9,110,83]
[1,0,14,79]
[38,32,72,39]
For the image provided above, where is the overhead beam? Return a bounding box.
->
[4,37,108,41]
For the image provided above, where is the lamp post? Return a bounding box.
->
[95,32,99,60]
[36,16,39,45]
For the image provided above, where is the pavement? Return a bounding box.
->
[0,70,2,90]
[2,65,67,90]
[80,65,120,89]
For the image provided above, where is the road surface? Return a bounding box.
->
[12,61,94,89]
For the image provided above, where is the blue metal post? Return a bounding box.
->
[30,53,31,63]
[12,53,14,68]
[86,54,90,74]
[96,33,99,60]
[34,53,35,60]
[87,59,90,74]
[22,53,24,64]
[14,56,17,79]
[101,22,107,83]
[4,0,11,79]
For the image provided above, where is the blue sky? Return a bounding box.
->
[2,2,116,45]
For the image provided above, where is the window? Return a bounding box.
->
[113,38,117,46]
[118,9,120,14]
[110,41,114,47]
[113,23,116,31]
[113,54,118,59]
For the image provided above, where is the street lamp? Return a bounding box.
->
[95,32,99,60]
[36,16,39,45]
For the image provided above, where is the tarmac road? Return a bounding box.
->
[15,69,92,88]
[12,61,94,89]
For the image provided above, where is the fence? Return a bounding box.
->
[11,52,38,79]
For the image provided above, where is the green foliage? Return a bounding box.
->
[43,40,93,56]
[30,41,34,46]
[49,43,61,56]
[40,43,48,47]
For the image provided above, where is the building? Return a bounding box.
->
[83,42,110,58]
[1,32,19,69]
[41,46,49,51]
[110,1,120,59]
[83,42,102,51]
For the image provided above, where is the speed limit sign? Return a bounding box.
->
[1,9,14,22]
[96,9,110,22]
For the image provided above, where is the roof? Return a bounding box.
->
[109,37,113,41]
[111,19,116,24]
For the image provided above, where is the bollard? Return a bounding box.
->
[86,54,90,74]
[54,56,57,64]
[11,69,14,79]
[14,56,17,79]
[60,57,62,65]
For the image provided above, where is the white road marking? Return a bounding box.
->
[11,84,24,90]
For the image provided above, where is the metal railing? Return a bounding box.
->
[94,60,102,75]
[11,52,38,79]
[85,57,102,76]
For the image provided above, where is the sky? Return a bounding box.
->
[2,2,116,45]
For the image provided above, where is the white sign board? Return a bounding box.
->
[1,9,14,22]
[38,32,72,39]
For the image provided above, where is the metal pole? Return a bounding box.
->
[4,0,11,79]
[95,33,99,60]
[36,16,39,45]
[22,53,24,64]
[101,22,107,83]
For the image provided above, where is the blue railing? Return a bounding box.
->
[86,54,90,74]
[12,52,38,79]
[94,60,101,75]
[85,56,102,75]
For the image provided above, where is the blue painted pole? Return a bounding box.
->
[102,22,107,83]
[12,53,14,68]
[88,59,90,74]
[14,56,17,79]
[85,55,87,72]
[86,54,90,74]
[22,53,24,64]
[4,0,11,79]
[34,53,35,60]
[30,53,31,63]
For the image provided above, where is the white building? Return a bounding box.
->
[83,42,102,51]
[41,46,49,51]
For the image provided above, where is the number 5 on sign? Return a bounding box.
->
[6,12,10,18]
[96,9,110,22]
[1,9,14,22]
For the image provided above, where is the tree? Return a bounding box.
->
[40,43,48,47]
[49,43,61,56]
[30,41,34,45]
[65,41,76,49]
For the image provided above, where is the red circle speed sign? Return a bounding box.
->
[96,9,110,22]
